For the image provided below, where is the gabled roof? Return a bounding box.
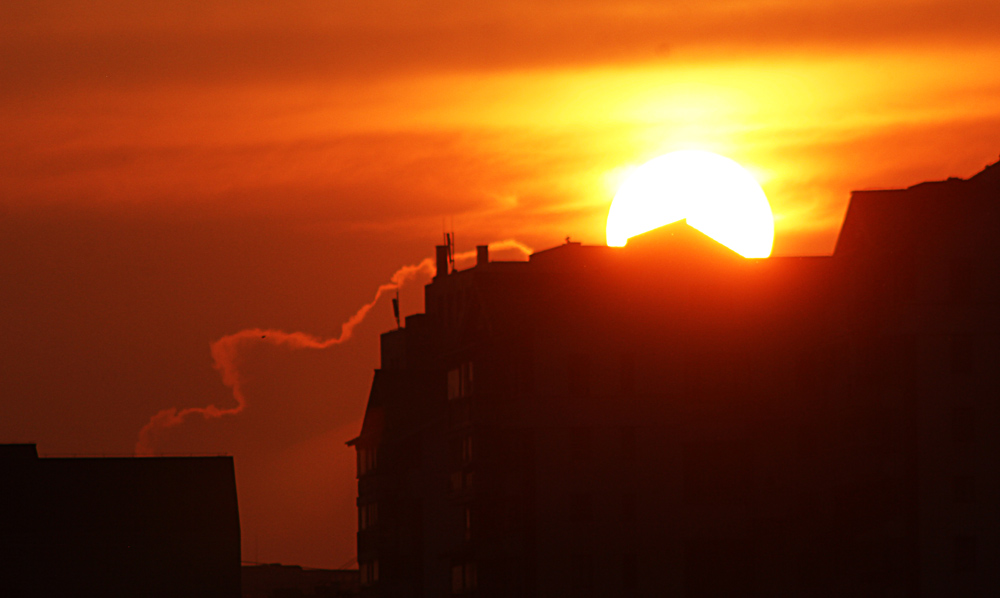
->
[623,219,741,261]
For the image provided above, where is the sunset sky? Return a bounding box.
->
[2,0,1000,568]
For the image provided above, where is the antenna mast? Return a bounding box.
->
[392,290,401,329]
[445,231,455,273]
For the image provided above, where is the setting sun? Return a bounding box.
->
[606,150,774,258]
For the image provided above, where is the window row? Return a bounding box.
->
[360,559,379,586]
[448,362,475,400]
[450,435,474,467]
[357,446,378,477]
[450,470,475,493]
[451,561,477,594]
[359,503,379,531]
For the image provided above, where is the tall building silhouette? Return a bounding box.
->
[0,444,241,598]
[349,161,1000,597]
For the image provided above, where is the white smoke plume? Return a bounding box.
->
[134,239,533,455]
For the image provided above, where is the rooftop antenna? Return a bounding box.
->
[450,218,456,271]
[392,290,401,329]
[443,232,449,272]
[445,231,455,273]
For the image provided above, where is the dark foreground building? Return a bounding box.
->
[0,444,241,598]
[350,161,1000,597]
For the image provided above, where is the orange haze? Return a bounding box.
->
[2,0,999,568]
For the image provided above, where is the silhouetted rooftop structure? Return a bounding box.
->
[0,444,241,598]
[350,160,1000,597]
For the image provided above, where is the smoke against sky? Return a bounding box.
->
[134,240,532,455]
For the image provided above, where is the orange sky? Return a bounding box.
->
[2,0,999,568]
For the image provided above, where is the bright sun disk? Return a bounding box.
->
[606,150,774,258]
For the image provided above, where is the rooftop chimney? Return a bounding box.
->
[435,245,450,278]
[476,245,489,267]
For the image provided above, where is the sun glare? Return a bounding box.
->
[606,150,774,258]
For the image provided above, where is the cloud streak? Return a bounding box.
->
[5,0,1000,94]
[134,239,532,455]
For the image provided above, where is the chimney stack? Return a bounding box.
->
[435,245,450,278]
[476,245,489,267]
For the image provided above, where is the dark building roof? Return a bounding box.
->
[837,160,1000,258]
[0,445,241,598]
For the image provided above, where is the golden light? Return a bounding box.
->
[606,150,774,257]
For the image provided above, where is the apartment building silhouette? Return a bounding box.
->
[350,161,1000,597]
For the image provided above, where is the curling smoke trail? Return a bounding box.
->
[134,239,533,455]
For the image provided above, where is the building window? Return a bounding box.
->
[450,436,473,469]
[464,506,473,541]
[451,471,474,493]
[448,368,461,400]
[462,362,474,397]
[465,562,477,590]
[359,503,379,531]
[570,493,592,523]
[448,362,475,400]
[462,435,474,464]
[452,562,477,594]
[357,447,377,477]
[360,559,379,585]
[571,428,592,461]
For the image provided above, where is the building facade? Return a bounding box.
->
[349,162,1000,597]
